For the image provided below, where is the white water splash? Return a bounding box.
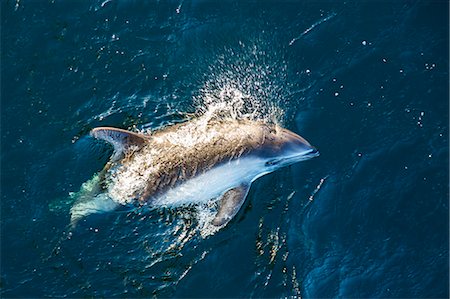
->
[193,41,290,126]
[195,202,223,238]
[197,83,283,125]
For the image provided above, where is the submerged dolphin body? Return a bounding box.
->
[70,117,318,227]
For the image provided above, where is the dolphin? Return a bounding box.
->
[70,117,318,227]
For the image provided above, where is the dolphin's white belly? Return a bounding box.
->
[154,157,268,207]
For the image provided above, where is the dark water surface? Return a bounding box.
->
[2,1,449,298]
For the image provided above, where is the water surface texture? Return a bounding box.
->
[2,1,449,298]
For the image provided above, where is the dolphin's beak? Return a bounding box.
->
[279,128,319,157]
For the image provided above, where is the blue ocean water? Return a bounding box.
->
[1,0,448,298]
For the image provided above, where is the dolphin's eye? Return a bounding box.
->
[265,159,280,166]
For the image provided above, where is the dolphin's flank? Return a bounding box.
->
[70,118,319,227]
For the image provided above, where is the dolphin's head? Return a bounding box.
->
[257,124,319,169]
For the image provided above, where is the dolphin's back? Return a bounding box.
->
[144,120,273,199]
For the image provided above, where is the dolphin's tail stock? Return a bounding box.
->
[44,176,118,263]
[51,172,116,228]
[69,193,118,227]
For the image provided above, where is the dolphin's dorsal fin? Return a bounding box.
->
[212,184,251,226]
[91,127,148,160]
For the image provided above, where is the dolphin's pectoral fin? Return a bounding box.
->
[213,184,251,227]
[91,127,149,160]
